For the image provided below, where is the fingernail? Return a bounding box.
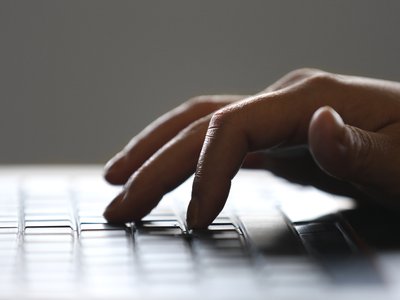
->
[328,107,344,127]
[325,107,346,144]
[186,199,199,229]
[314,106,345,144]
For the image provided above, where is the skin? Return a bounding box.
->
[102,68,400,229]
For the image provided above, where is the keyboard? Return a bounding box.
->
[0,166,385,300]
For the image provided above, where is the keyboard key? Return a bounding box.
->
[25,220,73,228]
[22,177,70,198]
[0,221,18,228]
[24,234,74,243]
[0,228,18,234]
[141,215,179,222]
[0,216,18,222]
[82,255,134,266]
[79,236,129,247]
[81,246,132,257]
[191,230,240,240]
[0,234,18,242]
[79,216,107,224]
[137,227,183,236]
[24,242,74,253]
[24,207,72,216]
[25,227,73,235]
[80,223,126,231]
[80,230,127,238]
[139,220,181,228]
[136,236,187,249]
[24,213,72,221]
[0,239,18,249]
[141,260,194,273]
[208,224,237,231]
[24,252,74,262]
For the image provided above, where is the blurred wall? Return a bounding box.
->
[1,0,399,163]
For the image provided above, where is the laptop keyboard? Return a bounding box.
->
[0,171,332,298]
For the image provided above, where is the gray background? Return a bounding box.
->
[1,1,399,164]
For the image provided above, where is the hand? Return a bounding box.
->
[103,68,400,228]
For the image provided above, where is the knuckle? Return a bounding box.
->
[285,67,323,80]
[302,71,339,89]
[209,108,236,130]
[185,95,217,112]
[269,68,331,92]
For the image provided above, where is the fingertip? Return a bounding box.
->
[186,196,223,229]
[187,165,234,229]
[309,106,345,148]
[103,192,125,223]
[310,106,344,133]
[103,192,140,224]
[103,170,124,185]
[103,152,128,185]
[308,106,347,178]
[103,209,118,223]
[186,199,206,229]
[103,188,156,224]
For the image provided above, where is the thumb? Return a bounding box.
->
[308,106,393,189]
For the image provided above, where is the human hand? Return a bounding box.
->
[103,68,400,228]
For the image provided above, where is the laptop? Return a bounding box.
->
[0,165,399,300]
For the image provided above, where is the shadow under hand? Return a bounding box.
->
[243,147,400,284]
[243,146,375,206]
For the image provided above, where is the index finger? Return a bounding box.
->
[186,93,305,228]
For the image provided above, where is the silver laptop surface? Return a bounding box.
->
[0,166,399,300]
